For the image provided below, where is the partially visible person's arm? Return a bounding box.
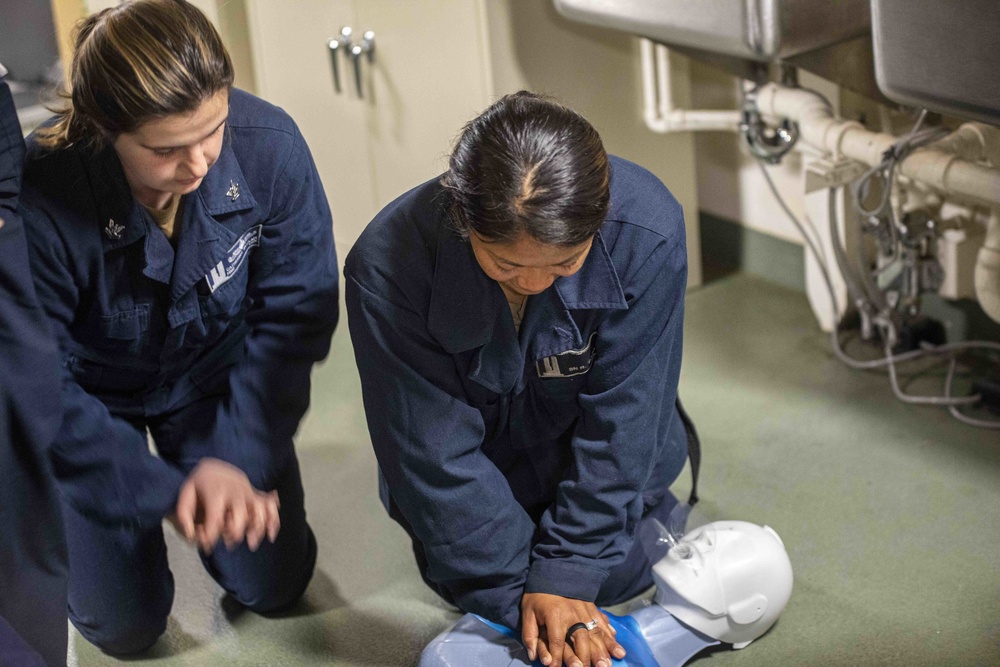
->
[0,69,69,667]
[0,66,22,214]
[182,123,339,490]
[0,73,62,513]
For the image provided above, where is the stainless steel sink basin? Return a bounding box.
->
[554,0,870,61]
[872,0,1000,125]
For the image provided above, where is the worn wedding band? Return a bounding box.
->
[584,618,599,631]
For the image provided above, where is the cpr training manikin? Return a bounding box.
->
[419,513,793,667]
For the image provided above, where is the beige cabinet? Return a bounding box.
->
[245,0,492,254]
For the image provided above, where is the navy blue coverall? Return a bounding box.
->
[346,156,689,631]
[19,89,338,654]
[0,73,67,667]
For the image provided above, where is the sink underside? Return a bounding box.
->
[553,0,871,62]
[554,0,885,103]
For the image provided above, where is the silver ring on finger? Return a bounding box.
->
[584,618,599,631]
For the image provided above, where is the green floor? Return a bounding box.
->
[70,274,1000,667]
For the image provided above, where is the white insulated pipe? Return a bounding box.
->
[755,83,1000,322]
[640,39,742,133]
[976,210,1000,323]
[755,83,1000,210]
[931,122,1000,168]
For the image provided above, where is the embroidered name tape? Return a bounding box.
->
[206,225,262,293]
[536,332,597,378]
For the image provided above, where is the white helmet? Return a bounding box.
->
[651,520,793,649]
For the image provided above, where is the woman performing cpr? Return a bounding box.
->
[347,92,692,667]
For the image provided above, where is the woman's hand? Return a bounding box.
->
[169,458,281,553]
[521,592,626,667]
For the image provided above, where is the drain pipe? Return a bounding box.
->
[930,122,1000,165]
[754,83,1000,210]
[640,39,743,133]
[976,210,1000,322]
[754,83,1000,322]
[953,126,1000,322]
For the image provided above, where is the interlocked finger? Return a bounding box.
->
[566,621,613,667]
[588,611,625,661]
[565,623,591,667]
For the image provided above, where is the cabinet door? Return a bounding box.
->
[245,0,374,252]
[353,0,491,210]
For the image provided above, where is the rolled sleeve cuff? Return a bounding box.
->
[496,596,524,632]
[524,560,609,602]
[140,469,186,528]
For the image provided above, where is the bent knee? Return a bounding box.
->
[224,528,317,614]
[72,614,167,656]
[232,570,313,614]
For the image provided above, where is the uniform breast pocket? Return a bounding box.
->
[197,224,261,326]
[535,332,597,403]
[99,304,150,339]
[198,268,249,318]
[193,277,250,352]
[538,373,588,402]
[89,304,150,356]
[202,224,260,298]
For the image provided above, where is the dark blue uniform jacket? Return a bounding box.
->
[20,89,339,530]
[346,156,688,630]
[0,76,67,667]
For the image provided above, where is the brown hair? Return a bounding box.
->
[37,0,233,150]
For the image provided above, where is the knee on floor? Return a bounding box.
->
[229,571,312,615]
[73,612,167,656]
[220,529,317,614]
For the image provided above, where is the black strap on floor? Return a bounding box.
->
[676,397,701,507]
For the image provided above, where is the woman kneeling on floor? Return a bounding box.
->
[347,91,691,667]
[20,0,338,654]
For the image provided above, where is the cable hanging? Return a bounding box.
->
[750,113,1000,428]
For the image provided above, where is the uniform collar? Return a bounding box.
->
[426,228,628,394]
[194,131,256,216]
[85,137,259,328]
[89,147,147,253]
[428,229,627,350]
[427,233,499,354]
[89,134,256,254]
[167,137,256,308]
[553,232,627,311]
